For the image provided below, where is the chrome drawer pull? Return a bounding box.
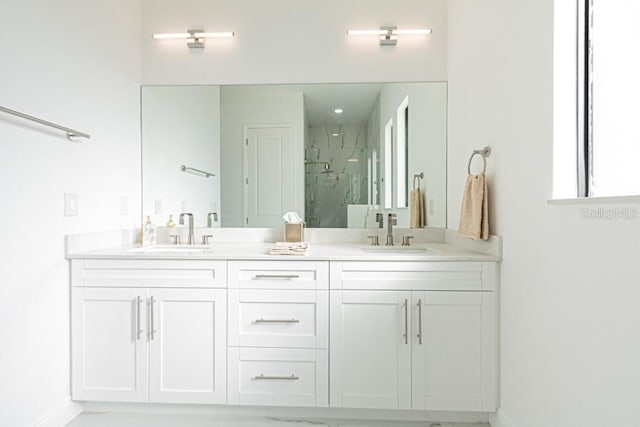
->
[149,296,157,340]
[253,274,300,280]
[403,299,408,345]
[253,374,299,380]
[417,299,423,345]
[254,318,300,324]
[136,296,143,340]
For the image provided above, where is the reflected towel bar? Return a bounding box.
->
[0,105,91,141]
[181,165,215,178]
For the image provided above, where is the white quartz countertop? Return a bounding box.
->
[66,242,500,262]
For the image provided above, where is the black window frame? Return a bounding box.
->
[577,0,593,197]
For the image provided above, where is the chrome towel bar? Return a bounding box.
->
[181,165,215,178]
[0,105,91,141]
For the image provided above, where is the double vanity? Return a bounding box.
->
[67,233,499,417]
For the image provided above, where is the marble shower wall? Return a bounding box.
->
[305,124,371,228]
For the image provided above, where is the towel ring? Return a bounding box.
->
[467,146,491,175]
[467,153,487,175]
[413,172,424,190]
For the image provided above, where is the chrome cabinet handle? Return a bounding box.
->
[253,374,299,380]
[253,274,300,279]
[149,296,157,340]
[417,299,423,345]
[403,299,408,345]
[254,318,300,324]
[136,296,143,340]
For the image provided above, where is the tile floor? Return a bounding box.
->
[66,412,491,427]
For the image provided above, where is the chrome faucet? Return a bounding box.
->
[386,213,397,246]
[376,213,384,228]
[179,213,194,245]
[207,212,218,227]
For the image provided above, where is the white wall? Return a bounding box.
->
[220,86,305,226]
[0,0,141,425]
[141,86,221,228]
[141,0,447,85]
[448,1,640,426]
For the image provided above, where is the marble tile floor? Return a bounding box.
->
[66,413,491,427]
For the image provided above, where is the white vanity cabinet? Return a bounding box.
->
[227,260,329,407]
[71,259,227,404]
[329,261,497,412]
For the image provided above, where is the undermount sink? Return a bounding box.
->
[128,244,213,254]
[360,245,439,255]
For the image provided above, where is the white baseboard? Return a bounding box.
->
[32,399,84,427]
[490,409,515,427]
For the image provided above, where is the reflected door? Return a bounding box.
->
[244,125,295,227]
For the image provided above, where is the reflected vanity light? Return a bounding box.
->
[152,29,235,49]
[333,108,344,114]
[347,26,432,46]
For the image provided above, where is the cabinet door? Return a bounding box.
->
[72,287,148,402]
[329,290,412,409]
[149,288,227,404]
[412,291,496,411]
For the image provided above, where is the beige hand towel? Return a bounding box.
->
[410,188,426,228]
[457,173,489,240]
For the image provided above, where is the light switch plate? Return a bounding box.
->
[64,193,78,217]
[119,197,128,216]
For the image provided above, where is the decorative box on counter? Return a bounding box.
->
[284,223,304,242]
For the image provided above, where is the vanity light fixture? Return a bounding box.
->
[333,108,344,114]
[152,29,234,49]
[347,26,432,46]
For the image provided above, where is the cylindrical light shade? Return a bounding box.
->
[346,29,387,36]
[196,32,234,38]
[152,31,234,39]
[152,33,191,39]
[393,29,432,35]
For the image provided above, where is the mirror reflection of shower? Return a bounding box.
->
[304,124,372,228]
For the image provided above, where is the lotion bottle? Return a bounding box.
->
[142,215,156,245]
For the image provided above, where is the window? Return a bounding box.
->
[577,0,640,197]
[396,96,409,208]
[384,119,393,209]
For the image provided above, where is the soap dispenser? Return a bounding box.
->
[166,214,178,244]
[142,215,157,245]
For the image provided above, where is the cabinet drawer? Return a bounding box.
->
[71,259,227,288]
[228,261,328,290]
[228,290,328,349]
[330,261,484,291]
[228,347,328,407]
